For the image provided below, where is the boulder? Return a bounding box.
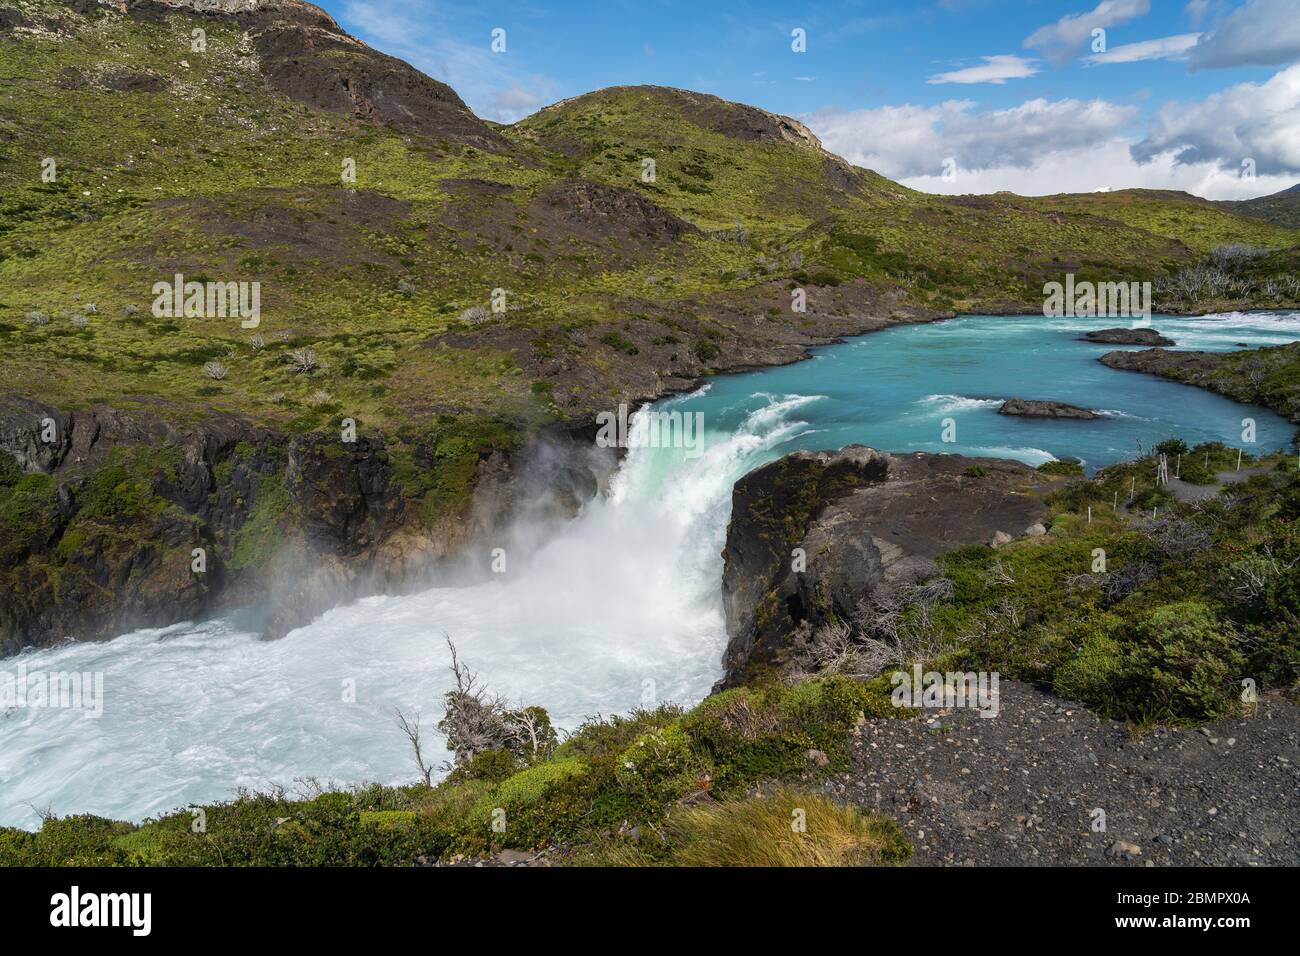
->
[716,447,1050,689]
[1084,328,1175,346]
[998,398,1099,420]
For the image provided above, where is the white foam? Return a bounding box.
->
[919,394,1003,414]
[0,392,820,829]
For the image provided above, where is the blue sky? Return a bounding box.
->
[319,0,1300,199]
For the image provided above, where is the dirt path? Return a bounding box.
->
[829,680,1299,866]
[1163,466,1272,503]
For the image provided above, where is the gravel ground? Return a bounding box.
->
[830,679,1300,866]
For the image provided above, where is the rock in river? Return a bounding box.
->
[716,446,1051,689]
[1083,328,1175,346]
[998,398,1099,420]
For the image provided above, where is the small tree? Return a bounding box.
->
[396,636,557,782]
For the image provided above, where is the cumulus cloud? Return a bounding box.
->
[899,143,1297,199]
[1184,0,1211,27]
[807,72,1300,200]
[1085,33,1201,65]
[1187,0,1300,70]
[1024,0,1152,65]
[807,97,1137,181]
[928,54,1041,84]
[1131,63,1300,174]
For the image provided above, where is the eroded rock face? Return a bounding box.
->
[998,398,1099,420]
[0,398,611,651]
[116,0,505,149]
[717,447,1050,689]
[1084,328,1175,346]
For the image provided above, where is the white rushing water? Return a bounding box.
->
[4,309,1298,829]
[0,393,820,828]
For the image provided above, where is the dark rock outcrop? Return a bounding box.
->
[0,397,612,652]
[1084,328,1175,346]
[998,398,1099,420]
[1099,343,1300,424]
[717,447,1050,689]
[117,0,506,149]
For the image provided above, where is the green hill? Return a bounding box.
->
[1220,183,1300,230]
[2,0,1297,435]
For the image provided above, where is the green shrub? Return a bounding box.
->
[598,331,638,355]
[465,759,591,850]
[1038,460,1084,477]
[0,453,22,488]
[615,723,710,807]
[1178,459,1217,485]
[1056,602,1245,721]
[693,338,720,362]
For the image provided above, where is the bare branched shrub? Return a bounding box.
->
[203,360,228,380]
[458,305,490,324]
[984,558,1015,587]
[713,694,782,740]
[25,310,50,327]
[851,576,957,670]
[305,388,332,407]
[1219,546,1300,604]
[247,334,266,352]
[956,598,1023,650]
[1144,514,1213,558]
[69,313,89,329]
[394,709,435,787]
[1210,244,1265,268]
[787,618,891,682]
[1100,560,1158,605]
[433,635,556,771]
[286,347,319,373]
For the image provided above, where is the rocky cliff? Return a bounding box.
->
[717,446,1051,689]
[0,398,612,653]
[1100,343,1300,424]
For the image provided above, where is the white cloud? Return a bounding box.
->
[898,143,1297,199]
[927,54,1040,85]
[1188,0,1300,69]
[807,97,1137,180]
[1085,33,1201,64]
[1024,0,1152,65]
[1132,63,1300,175]
[807,71,1300,200]
[1184,0,1211,27]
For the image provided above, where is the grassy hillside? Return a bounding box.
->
[1221,184,1300,229]
[1101,341,1300,423]
[3,0,1298,447]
